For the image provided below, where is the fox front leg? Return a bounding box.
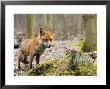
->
[29,60,32,69]
[36,54,40,65]
[18,60,21,70]
[28,56,33,69]
[17,53,22,70]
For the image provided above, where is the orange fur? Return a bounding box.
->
[17,28,53,69]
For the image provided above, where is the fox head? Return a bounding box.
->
[40,27,53,48]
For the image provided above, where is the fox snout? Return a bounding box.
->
[46,43,52,48]
[42,41,52,48]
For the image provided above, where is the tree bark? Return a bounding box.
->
[25,15,32,39]
[82,14,97,52]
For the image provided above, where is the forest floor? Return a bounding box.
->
[14,37,97,76]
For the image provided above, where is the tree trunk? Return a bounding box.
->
[25,15,32,39]
[82,14,97,52]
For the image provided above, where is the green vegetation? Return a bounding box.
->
[91,44,97,51]
[65,39,84,48]
[81,41,97,52]
[74,61,97,76]
[72,39,85,47]
[26,59,74,76]
[25,58,96,76]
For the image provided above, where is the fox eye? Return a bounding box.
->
[50,39,52,41]
[43,39,47,42]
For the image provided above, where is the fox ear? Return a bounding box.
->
[40,28,45,35]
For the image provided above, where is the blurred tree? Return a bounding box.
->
[63,14,68,39]
[82,14,97,52]
[14,15,19,34]
[25,15,32,39]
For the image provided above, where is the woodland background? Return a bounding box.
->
[14,14,97,76]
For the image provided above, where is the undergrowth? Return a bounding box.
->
[25,58,96,76]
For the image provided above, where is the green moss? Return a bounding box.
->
[73,39,85,47]
[57,69,75,76]
[26,60,68,76]
[91,44,97,51]
[78,39,97,53]
[80,41,97,52]
[66,39,84,47]
[74,62,97,76]
[25,57,96,76]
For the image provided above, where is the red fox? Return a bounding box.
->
[17,28,53,69]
